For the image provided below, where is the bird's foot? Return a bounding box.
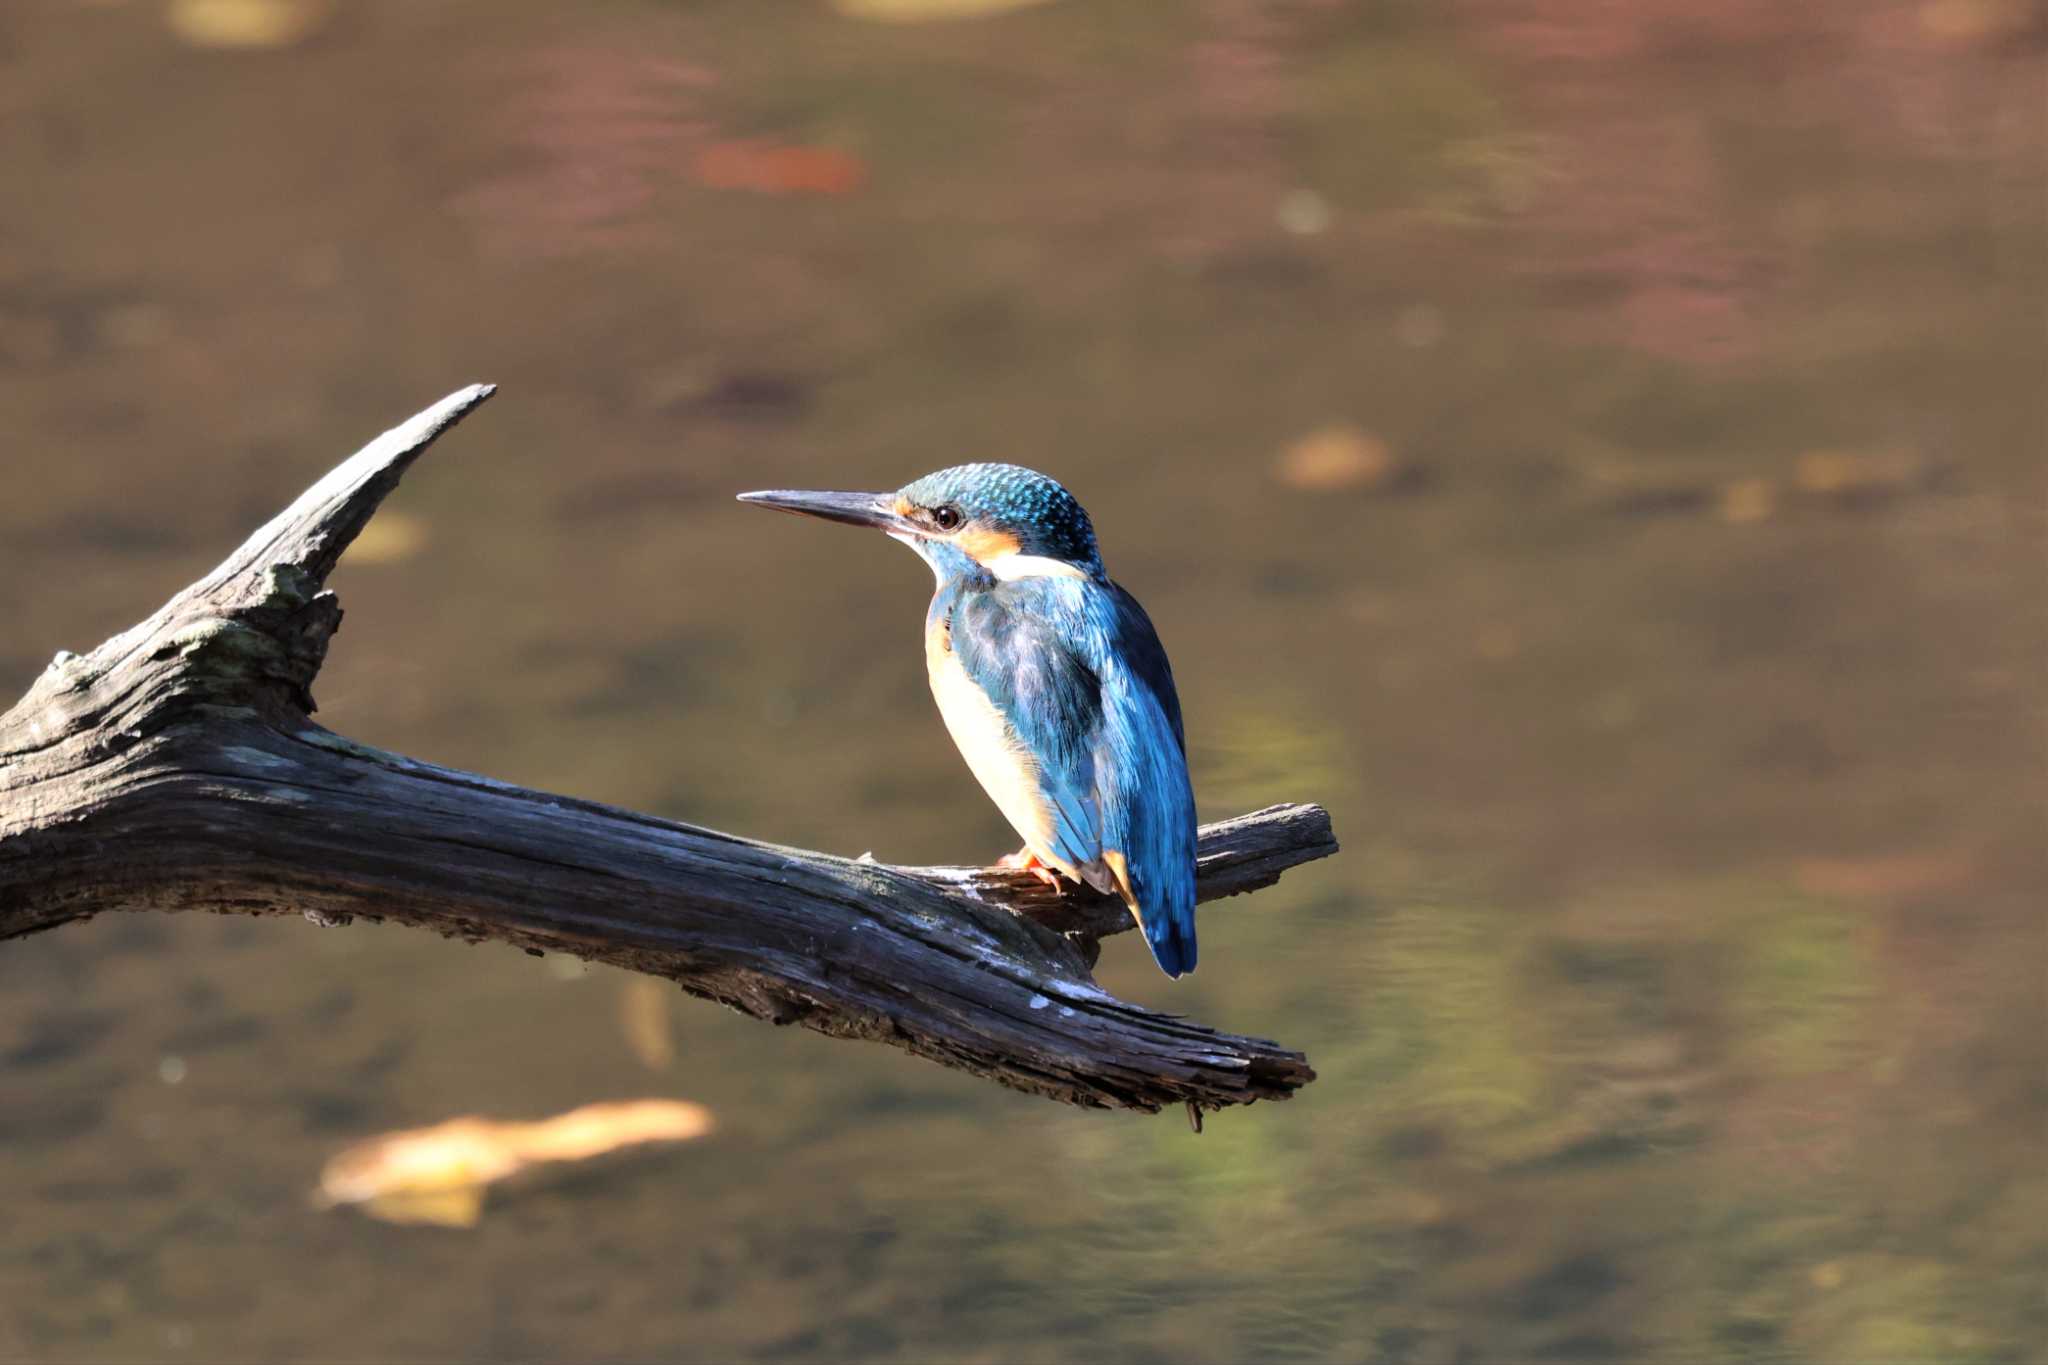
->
[997,848,1065,891]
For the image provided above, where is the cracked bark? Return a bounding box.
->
[0,387,1334,1115]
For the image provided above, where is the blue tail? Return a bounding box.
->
[1139,890,1198,978]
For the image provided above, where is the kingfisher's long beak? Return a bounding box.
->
[736,488,918,535]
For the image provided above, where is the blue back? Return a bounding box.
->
[941,570,1198,976]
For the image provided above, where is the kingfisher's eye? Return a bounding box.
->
[931,505,963,531]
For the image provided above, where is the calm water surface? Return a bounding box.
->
[1,1,2042,1360]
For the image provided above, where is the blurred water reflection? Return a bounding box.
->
[1,1,2041,1360]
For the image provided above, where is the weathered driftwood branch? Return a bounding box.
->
[0,388,1333,1114]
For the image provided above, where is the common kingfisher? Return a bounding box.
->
[738,465,1199,977]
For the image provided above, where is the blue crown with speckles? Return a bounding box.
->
[899,463,1102,569]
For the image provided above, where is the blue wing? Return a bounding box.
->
[1092,581,1198,976]
[1107,581,1185,754]
[948,576,1198,977]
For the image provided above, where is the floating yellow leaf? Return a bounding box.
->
[831,0,1055,22]
[316,1099,714,1228]
[166,0,333,49]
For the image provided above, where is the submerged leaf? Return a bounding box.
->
[1269,427,1417,497]
[620,977,676,1071]
[316,1099,714,1227]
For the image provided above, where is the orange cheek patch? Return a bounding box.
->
[894,495,915,520]
[955,526,1022,563]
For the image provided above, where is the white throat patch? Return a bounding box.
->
[982,551,1088,581]
[891,530,946,583]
